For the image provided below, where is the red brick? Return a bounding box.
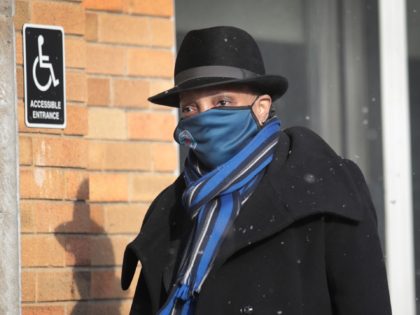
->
[17,66,23,99]
[16,32,23,65]
[87,77,110,106]
[89,172,129,202]
[127,111,176,141]
[91,268,128,299]
[20,205,35,233]
[65,302,89,315]
[14,1,30,31]
[32,1,85,35]
[37,270,86,301]
[84,300,126,315]
[149,79,173,97]
[20,201,55,233]
[64,170,89,200]
[89,204,107,233]
[53,202,100,233]
[150,18,174,47]
[148,102,174,111]
[32,137,88,168]
[21,270,36,302]
[86,44,126,75]
[130,173,176,201]
[20,201,99,233]
[83,0,123,12]
[113,79,149,108]
[104,203,147,233]
[127,48,173,77]
[90,235,132,266]
[62,235,91,266]
[151,142,178,171]
[88,107,127,139]
[66,71,87,102]
[20,136,33,166]
[20,201,48,233]
[97,14,150,46]
[22,305,66,315]
[125,0,174,17]
[65,37,86,69]
[88,141,152,171]
[20,168,65,200]
[65,104,88,136]
[22,305,65,315]
[85,12,98,41]
[21,235,66,267]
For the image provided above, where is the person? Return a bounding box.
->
[121,26,392,315]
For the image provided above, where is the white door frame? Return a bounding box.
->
[379,0,416,314]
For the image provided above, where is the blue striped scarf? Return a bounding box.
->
[157,117,281,315]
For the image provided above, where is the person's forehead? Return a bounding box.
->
[179,85,256,103]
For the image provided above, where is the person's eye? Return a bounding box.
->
[181,105,196,117]
[216,99,231,107]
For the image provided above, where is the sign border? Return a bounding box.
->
[23,23,66,129]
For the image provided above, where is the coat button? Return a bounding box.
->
[241,305,254,314]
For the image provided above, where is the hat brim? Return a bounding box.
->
[148,75,288,107]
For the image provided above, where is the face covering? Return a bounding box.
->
[174,101,261,169]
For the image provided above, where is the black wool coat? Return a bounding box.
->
[121,126,392,315]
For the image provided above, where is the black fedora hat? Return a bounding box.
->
[148,26,288,107]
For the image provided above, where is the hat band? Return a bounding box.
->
[175,65,260,86]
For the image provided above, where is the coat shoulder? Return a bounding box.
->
[276,126,370,222]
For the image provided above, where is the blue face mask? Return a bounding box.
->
[174,104,261,169]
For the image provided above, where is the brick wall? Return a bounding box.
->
[15,0,178,314]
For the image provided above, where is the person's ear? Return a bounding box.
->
[252,94,272,125]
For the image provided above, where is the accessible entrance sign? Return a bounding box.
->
[23,24,66,128]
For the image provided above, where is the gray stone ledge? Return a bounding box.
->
[0,1,21,314]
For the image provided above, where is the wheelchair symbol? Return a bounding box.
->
[32,35,60,92]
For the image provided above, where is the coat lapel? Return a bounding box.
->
[122,176,187,311]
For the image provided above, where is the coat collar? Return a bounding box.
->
[122,126,365,309]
